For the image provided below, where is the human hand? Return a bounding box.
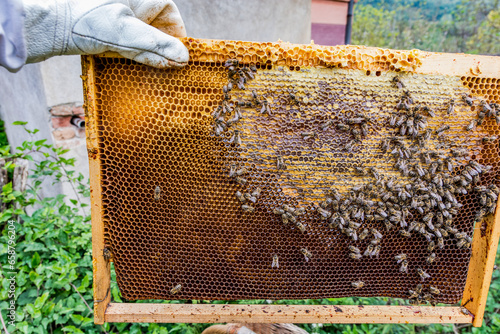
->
[23,0,189,68]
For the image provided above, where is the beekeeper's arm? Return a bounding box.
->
[0,0,189,73]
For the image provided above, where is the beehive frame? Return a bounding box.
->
[82,38,500,326]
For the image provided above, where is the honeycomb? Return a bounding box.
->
[84,38,500,304]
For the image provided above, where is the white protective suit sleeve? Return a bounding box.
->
[20,0,189,69]
[0,0,27,72]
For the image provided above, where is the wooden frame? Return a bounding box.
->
[82,41,500,327]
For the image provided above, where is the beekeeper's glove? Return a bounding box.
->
[23,0,189,68]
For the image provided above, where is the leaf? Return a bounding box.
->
[17,289,37,306]
[2,182,12,193]
[12,121,28,125]
[31,252,41,268]
[23,243,47,253]
[62,325,85,333]
[34,139,47,146]
[34,291,50,309]
[80,275,90,289]
[25,303,35,316]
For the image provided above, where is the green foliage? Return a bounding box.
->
[352,0,500,55]
[0,119,10,156]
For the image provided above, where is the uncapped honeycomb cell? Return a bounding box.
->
[85,39,500,304]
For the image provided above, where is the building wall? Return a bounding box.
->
[311,0,349,46]
[175,0,311,44]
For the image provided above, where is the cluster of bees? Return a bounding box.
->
[311,76,499,300]
[211,59,258,138]
[235,186,262,213]
[465,95,500,131]
[407,283,440,306]
[207,60,500,303]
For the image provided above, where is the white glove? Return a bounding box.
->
[23,0,189,68]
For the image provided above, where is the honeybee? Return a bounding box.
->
[301,131,316,140]
[103,247,112,261]
[170,284,182,295]
[422,105,434,117]
[285,212,297,224]
[437,237,444,249]
[235,176,247,185]
[260,101,271,115]
[351,280,365,289]
[229,130,241,145]
[236,167,248,176]
[235,191,246,203]
[400,229,411,238]
[408,289,419,299]
[273,208,285,215]
[461,307,472,316]
[295,207,306,216]
[371,228,383,239]
[244,192,257,203]
[395,253,407,263]
[466,120,476,131]
[337,123,350,132]
[296,222,306,233]
[426,253,436,264]
[456,238,467,248]
[423,293,436,305]
[417,268,431,281]
[429,286,440,295]
[447,99,455,114]
[281,214,289,225]
[283,205,295,215]
[359,228,369,240]
[347,117,365,125]
[363,244,374,257]
[321,120,333,131]
[400,260,408,273]
[427,241,436,252]
[392,76,405,89]
[349,253,362,260]
[361,123,368,137]
[354,166,365,175]
[251,90,260,105]
[272,254,279,269]
[372,245,381,258]
[289,93,300,105]
[251,187,262,199]
[482,136,498,143]
[462,94,474,106]
[369,167,380,180]
[435,125,450,135]
[317,207,332,220]
[349,245,361,254]
[301,248,312,262]
[154,186,161,201]
[277,155,287,170]
[241,204,255,212]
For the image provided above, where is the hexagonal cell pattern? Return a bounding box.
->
[89,41,499,304]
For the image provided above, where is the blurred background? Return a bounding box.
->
[0,1,499,333]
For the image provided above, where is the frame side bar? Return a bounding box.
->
[104,304,472,324]
[463,200,500,327]
[82,55,111,325]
